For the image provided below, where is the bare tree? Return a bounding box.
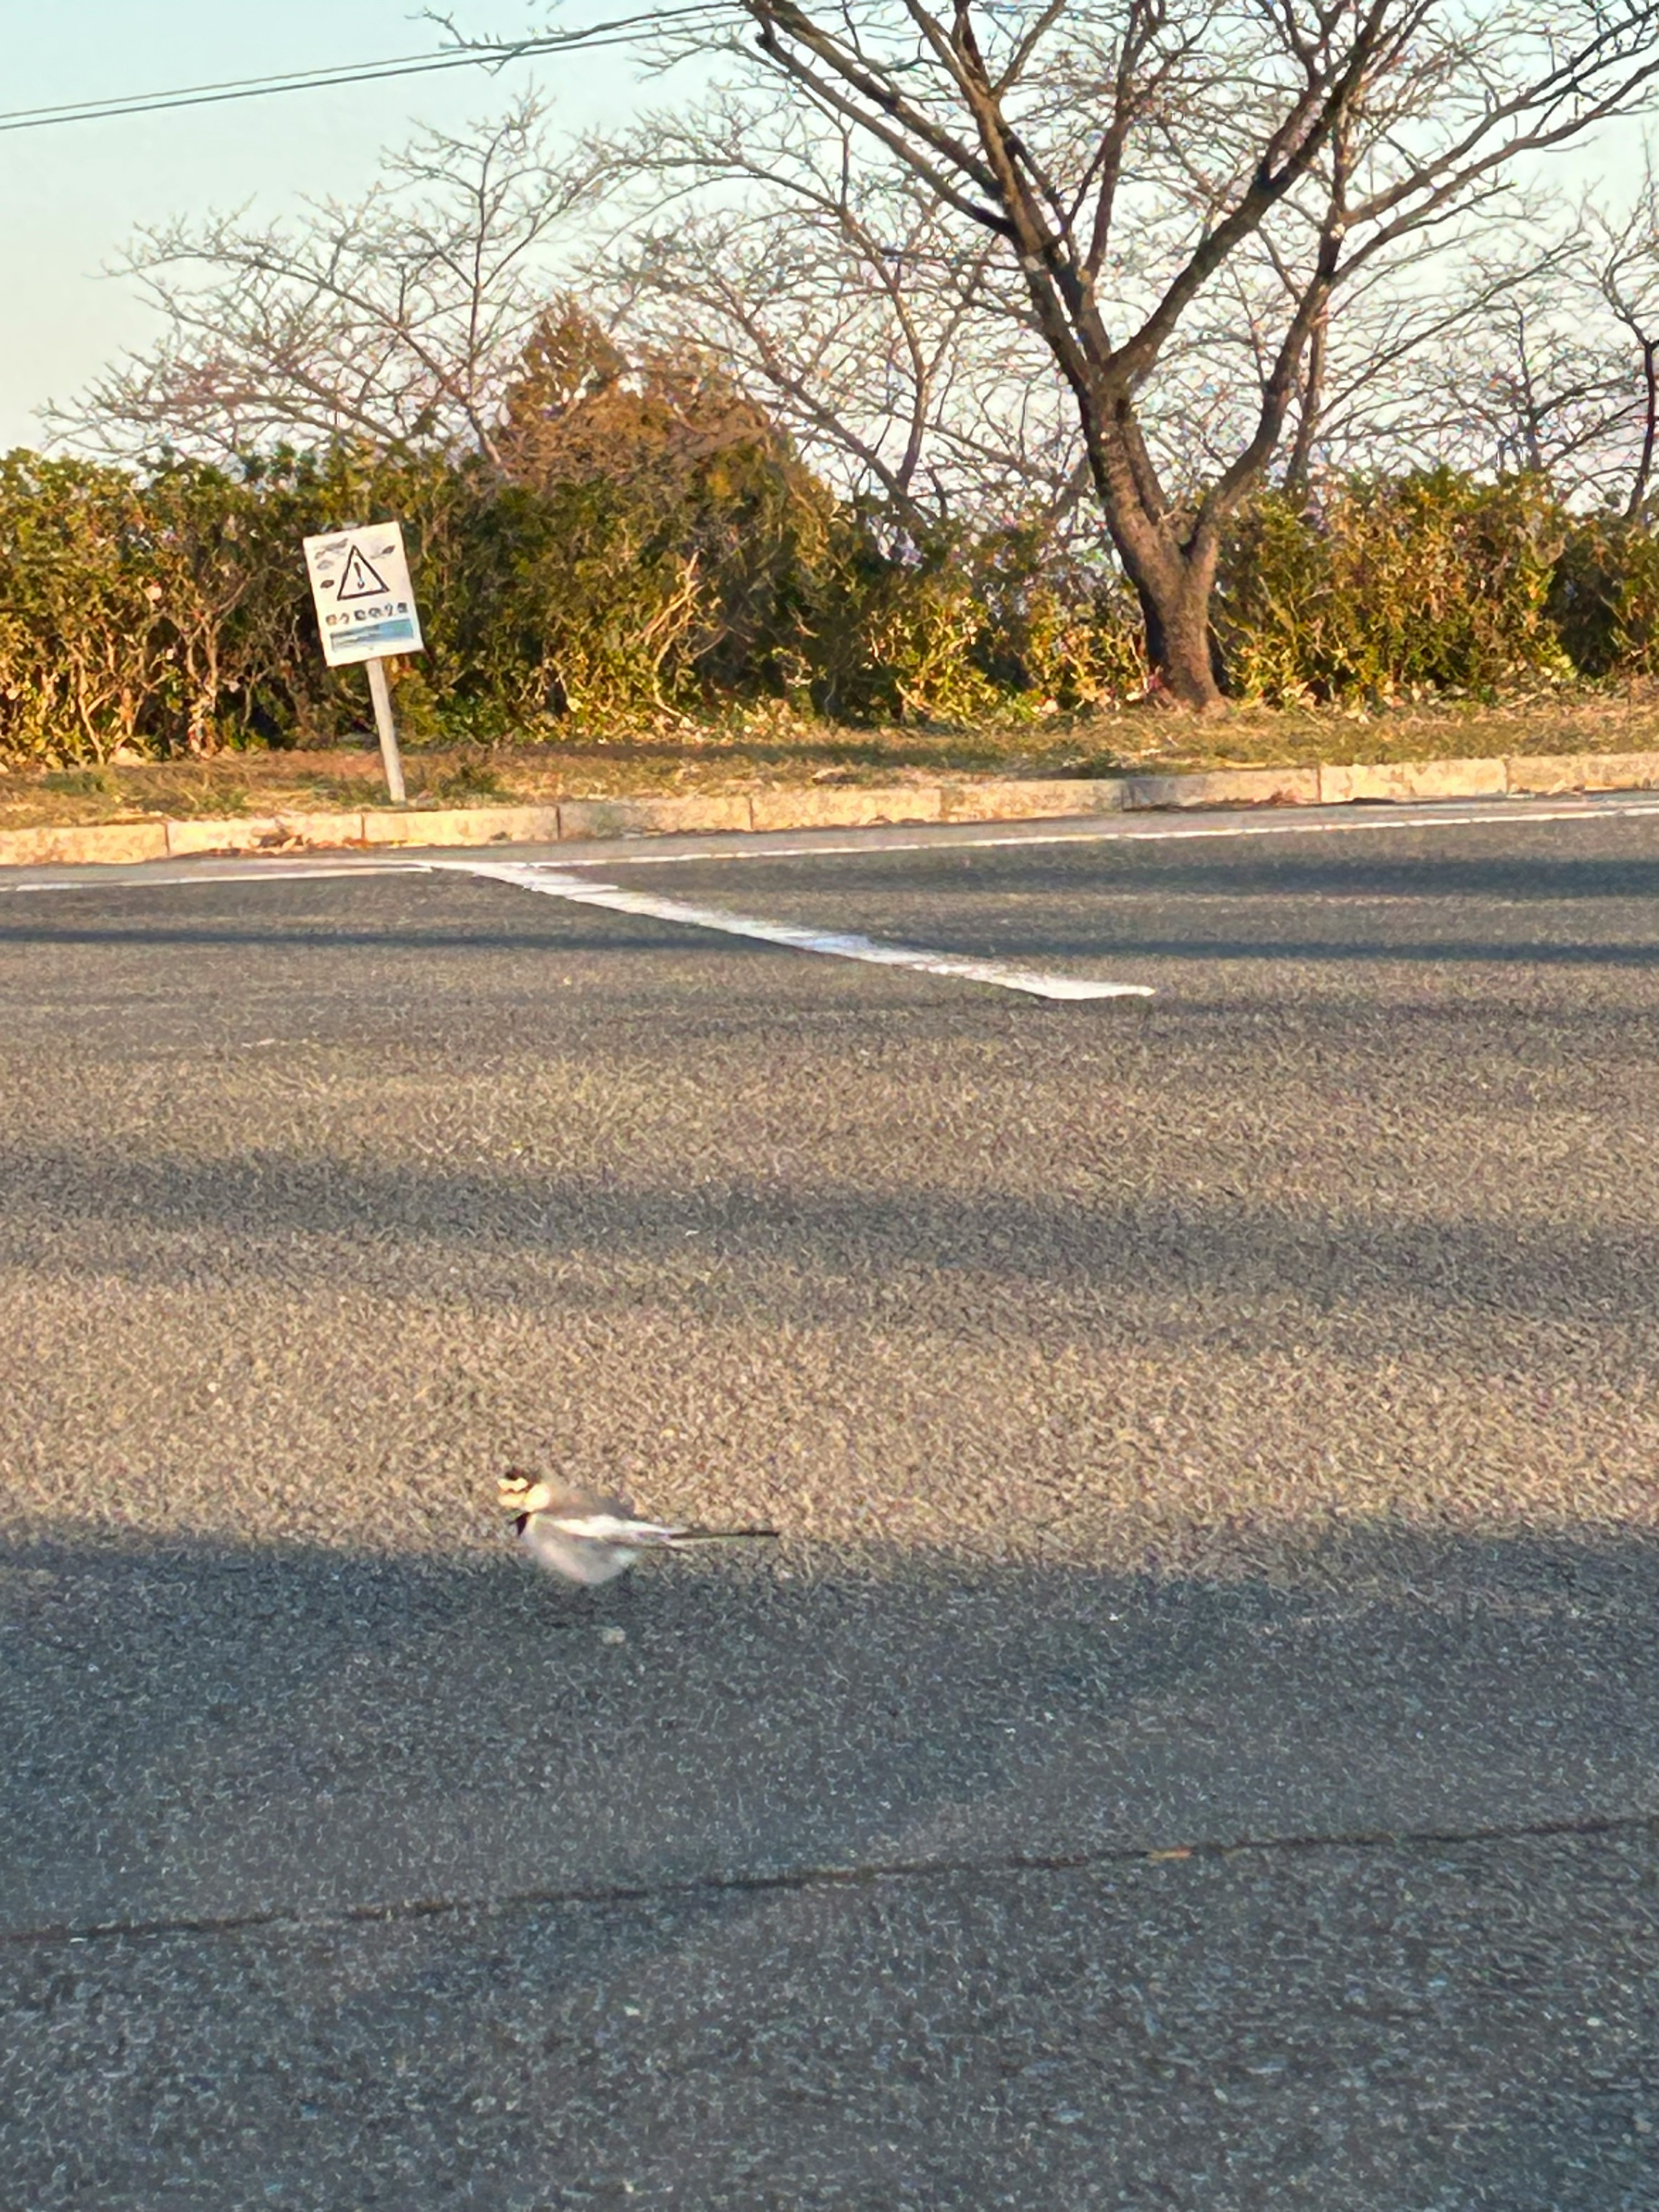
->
[1583,161,1659,517]
[596,94,1100,536]
[1303,177,1659,511]
[1445,290,1630,486]
[598,0,1659,706]
[50,99,610,468]
[1329,239,1630,489]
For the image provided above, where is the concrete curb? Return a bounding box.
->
[5,747,1659,870]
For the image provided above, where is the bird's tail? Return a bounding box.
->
[662,1526,779,1546]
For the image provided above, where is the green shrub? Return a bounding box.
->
[1218,469,1574,701]
[805,521,1145,725]
[0,452,168,762]
[6,423,1659,771]
[1549,515,1659,678]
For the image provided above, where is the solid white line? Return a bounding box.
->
[6,789,1659,896]
[0,862,406,894]
[448,861,1154,1001]
[575,794,1659,868]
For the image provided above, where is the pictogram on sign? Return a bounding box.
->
[302,522,424,668]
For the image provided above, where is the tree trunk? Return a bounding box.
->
[1283,305,1327,501]
[1133,568,1224,708]
[1627,335,1658,523]
[1083,390,1227,710]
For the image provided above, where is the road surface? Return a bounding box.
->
[3,796,1657,2208]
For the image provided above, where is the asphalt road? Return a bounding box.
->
[3,799,1658,2209]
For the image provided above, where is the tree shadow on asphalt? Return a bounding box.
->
[6,903,1659,969]
[2,1524,1656,2210]
[3,1145,1654,1344]
[6,827,1659,974]
[709,838,1659,905]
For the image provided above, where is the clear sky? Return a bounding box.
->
[0,1,657,448]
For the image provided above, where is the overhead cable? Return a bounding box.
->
[0,12,717,134]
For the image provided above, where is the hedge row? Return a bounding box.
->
[0,442,1654,765]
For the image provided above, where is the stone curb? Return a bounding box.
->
[4,748,1659,870]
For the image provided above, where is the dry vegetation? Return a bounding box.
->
[4,684,1657,835]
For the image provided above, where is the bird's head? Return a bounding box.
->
[498,1469,556,1517]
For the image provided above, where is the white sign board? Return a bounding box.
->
[303,521,423,668]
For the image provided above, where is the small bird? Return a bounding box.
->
[498,1470,779,1586]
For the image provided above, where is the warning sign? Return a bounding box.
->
[302,521,423,668]
[335,542,390,601]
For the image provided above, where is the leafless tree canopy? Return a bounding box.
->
[601,0,1659,702]
[595,97,1087,533]
[1588,161,1659,515]
[51,7,1659,707]
[48,100,609,467]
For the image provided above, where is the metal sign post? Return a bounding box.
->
[302,521,424,804]
[364,657,407,804]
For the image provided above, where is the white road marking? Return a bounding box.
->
[6,790,1659,900]
[448,860,1153,1001]
[0,862,407,893]
[580,795,1659,869]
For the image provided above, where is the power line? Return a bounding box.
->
[0,13,717,135]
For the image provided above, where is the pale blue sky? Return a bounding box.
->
[0,1,656,446]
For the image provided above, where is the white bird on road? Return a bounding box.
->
[498,1470,779,1586]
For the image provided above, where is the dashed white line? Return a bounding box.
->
[449,861,1154,1002]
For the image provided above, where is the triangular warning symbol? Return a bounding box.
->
[335,543,390,601]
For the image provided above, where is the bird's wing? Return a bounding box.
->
[543,1515,780,1547]
[519,1517,638,1585]
[546,1513,685,1545]
[661,1526,780,1544]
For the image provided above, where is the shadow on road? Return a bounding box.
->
[6,826,1659,976]
[2,1142,1653,1344]
[2,1524,1656,2208]
[3,906,1658,970]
